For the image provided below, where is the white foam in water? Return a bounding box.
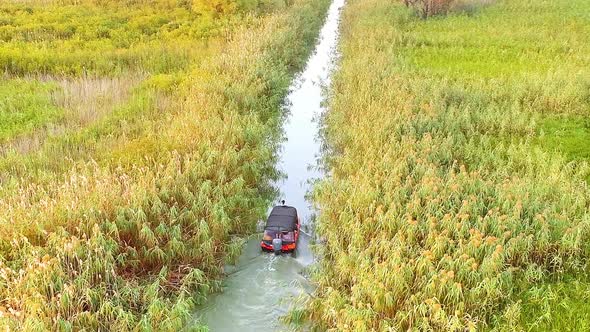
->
[196,0,345,330]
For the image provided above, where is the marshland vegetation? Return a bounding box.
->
[3,0,590,330]
[305,0,590,330]
[0,0,331,330]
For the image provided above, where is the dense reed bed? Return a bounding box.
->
[306,0,590,330]
[0,0,330,330]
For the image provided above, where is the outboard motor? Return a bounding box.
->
[272,238,283,254]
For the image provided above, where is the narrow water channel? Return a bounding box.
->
[197,0,344,330]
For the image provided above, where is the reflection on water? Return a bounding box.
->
[197,0,344,330]
[277,0,344,226]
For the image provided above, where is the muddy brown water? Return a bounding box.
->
[195,1,345,330]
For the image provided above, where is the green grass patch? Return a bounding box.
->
[518,277,590,332]
[539,116,590,161]
[0,79,63,142]
[399,0,590,80]
[535,115,590,184]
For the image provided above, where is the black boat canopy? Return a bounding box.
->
[265,206,298,231]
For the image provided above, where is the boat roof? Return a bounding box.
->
[265,205,298,231]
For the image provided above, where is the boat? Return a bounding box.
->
[260,201,300,254]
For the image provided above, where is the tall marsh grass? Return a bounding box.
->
[0,0,331,329]
[305,0,590,330]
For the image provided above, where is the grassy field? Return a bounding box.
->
[0,0,330,330]
[0,0,231,76]
[0,79,63,143]
[304,0,590,330]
